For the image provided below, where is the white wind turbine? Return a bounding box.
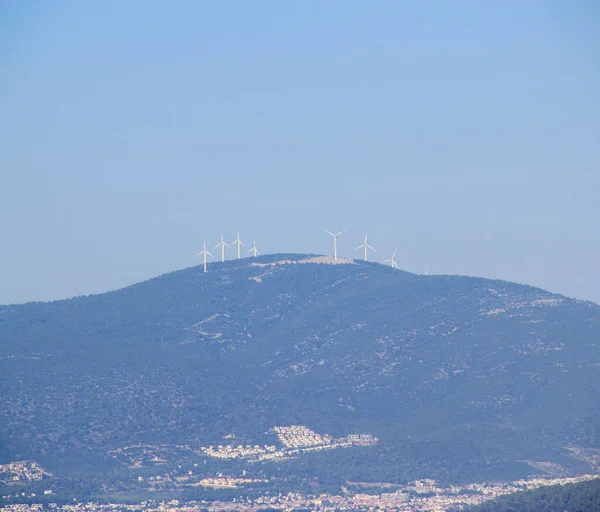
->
[194,238,213,273]
[213,232,230,263]
[381,248,400,269]
[247,239,259,257]
[324,229,345,260]
[231,230,244,259]
[355,232,376,261]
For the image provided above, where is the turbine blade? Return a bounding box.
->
[324,229,335,236]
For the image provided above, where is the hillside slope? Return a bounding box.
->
[1,254,599,485]
[467,476,600,512]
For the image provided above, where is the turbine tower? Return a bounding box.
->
[381,248,399,269]
[355,232,376,261]
[213,232,230,263]
[231,230,244,259]
[194,238,213,273]
[247,239,259,257]
[324,229,345,260]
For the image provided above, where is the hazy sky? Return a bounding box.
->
[1,1,599,305]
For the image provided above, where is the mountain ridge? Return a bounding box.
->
[3,252,591,307]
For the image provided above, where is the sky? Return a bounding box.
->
[1,1,599,305]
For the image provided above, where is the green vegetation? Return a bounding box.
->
[1,253,599,500]
[468,477,600,512]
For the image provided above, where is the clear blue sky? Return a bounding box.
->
[1,1,599,305]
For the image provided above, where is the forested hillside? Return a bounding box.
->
[468,477,600,512]
[1,254,599,489]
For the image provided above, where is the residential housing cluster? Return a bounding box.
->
[271,425,333,448]
[0,461,51,484]
[198,425,378,462]
[197,477,267,489]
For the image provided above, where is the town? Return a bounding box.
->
[3,426,598,510]
[2,473,598,511]
[0,461,52,485]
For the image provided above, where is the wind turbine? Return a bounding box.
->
[247,239,259,257]
[213,232,230,263]
[355,232,376,261]
[231,230,244,259]
[381,248,399,269]
[194,238,213,273]
[324,229,345,260]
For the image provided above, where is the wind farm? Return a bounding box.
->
[194,229,408,272]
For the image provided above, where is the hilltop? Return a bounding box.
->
[1,253,599,501]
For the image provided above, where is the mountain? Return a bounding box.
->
[1,253,599,494]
